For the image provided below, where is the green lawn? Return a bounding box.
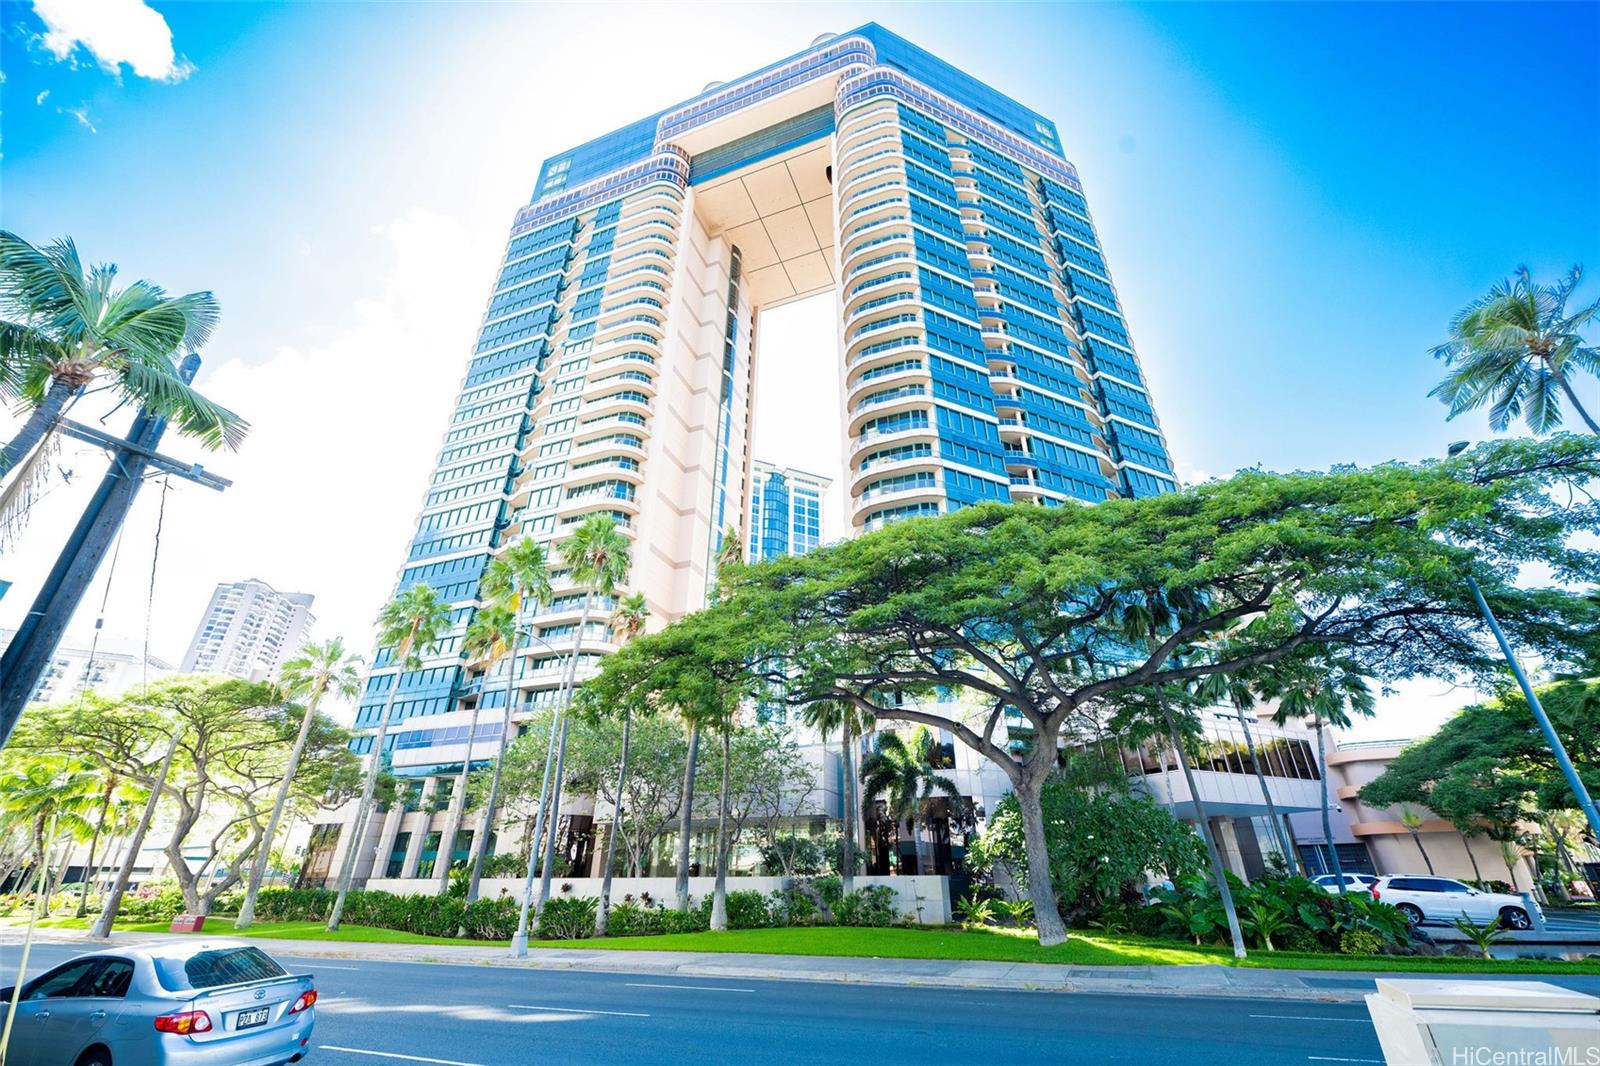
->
[5,916,1595,975]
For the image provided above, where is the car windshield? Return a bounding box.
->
[153,947,287,992]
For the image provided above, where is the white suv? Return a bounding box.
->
[1371,875,1539,929]
[1311,873,1378,894]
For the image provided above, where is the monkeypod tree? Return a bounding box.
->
[586,437,1600,946]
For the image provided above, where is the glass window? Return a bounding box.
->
[81,959,134,998]
[154,947,287,992]
[26,959,101,999]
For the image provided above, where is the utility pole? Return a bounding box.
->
[0,354,231,748]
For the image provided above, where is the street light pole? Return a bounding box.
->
[1446,440,1600,842]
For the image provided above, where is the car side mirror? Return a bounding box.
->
[0,987,13,1000]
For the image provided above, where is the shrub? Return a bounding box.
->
[768,888,818,927]
[607,901,665,937]
[833,885,896,927]
[480,853,526,878]
[538,895,597,940]
[118,883,186,921]
[1280,927,1321,953]
[957,891,995,928]
[254,888,335,923]
[1339,928,1385,956]
[460,896,519,940]
[659,904,711,935]
[723,890,772,930]
[812,875,844,911]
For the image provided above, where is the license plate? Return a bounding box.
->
[236,1007,271,1030]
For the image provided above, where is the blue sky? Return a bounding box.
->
[2,1,1597,733]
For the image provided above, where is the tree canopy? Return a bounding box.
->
[583,435,1600,944]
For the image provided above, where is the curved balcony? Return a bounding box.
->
[841,248,914,288]
[584,370,657,400]
[849,446,939,497]
[568,432,646,463]
[847,385,929,434]
[558,490,641,524]
[849,411,937,457]
[854,474,942,511]
[838,215,913,261]
[836,158,908,201]
[573,411,649,446]
[846,353,924,395]
[840,193,909,234]
[844,307,919,349]
[581,389,652,421]
[842,268,917,315]
[593,310,666,347]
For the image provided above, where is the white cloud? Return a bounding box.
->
[63,103,96,133]
[35,89,50,105]
[32,0,194,82]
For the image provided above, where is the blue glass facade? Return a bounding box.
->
[747,463,828,562]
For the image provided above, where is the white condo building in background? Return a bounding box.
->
[0,628,173,705]
[180,578,315,681]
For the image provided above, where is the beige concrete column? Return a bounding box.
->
[371,801,406,881]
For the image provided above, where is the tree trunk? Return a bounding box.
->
[75,781,115,919]
[840,726,857,893]
[674,721,701,912]
[1012,773,1067,946]
[710,727,732,931]
[1409,831,1435,874]
[1314,723,1347,894]
[434,701,483,896]
[0,376,76,481]
[237,694,324,928]
[536,592,593,916]
[1,822,58,1061]
[328,667,408,932]
[1552,366,1600,434]
[1167,713,1248,959]
[466,656,519,904]
[594,709,632,936]
[92,733,179,939]
[1463,836,1484,884]
[1237,707,1299,875]
[512,690,563,948]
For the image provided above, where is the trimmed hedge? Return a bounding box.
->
[254,887,520,940]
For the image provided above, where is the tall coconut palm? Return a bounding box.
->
[594,591,650,936]
[859,727,962,876]
[801,699,875,891]
[1194,672,1301,875]
[435,605,517,895]
[236,638,362,928]
[533,515,631,915]
[469,537,551,906]
[1266,656,1375,894]
[0,232,246,480]
[1398,807,1435,874]
[674,527,745,913]
[1430,265,1599,434]
[327,584,451,931]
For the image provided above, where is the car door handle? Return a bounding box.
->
[89,1010,107,1020]
[35,1010,49,1021]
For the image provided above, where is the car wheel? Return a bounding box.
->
[1396,903,1424,926]
[75,1049,112,1066]
[1499,906,1532,930]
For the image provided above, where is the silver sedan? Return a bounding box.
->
[1,938,315,1066]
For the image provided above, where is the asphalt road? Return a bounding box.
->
[10,941,1388,1066]
[1544,908,1600,934]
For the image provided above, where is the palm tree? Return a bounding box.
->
[236,638,362,929]
[534,515,631,915]
[859,727,962,876]
[1398,807,1435,874]
[673,527,745,913]
[0,756,100,1060]
[469,537,551,905]
[1266,656,1375,895]
[1194,672,1301,875]
[594,591,650,936]
[1430,265,1599,434]
[801,699,875,891]
[0,231,246,480]
[435,605,516,895]
[327,584,451,931]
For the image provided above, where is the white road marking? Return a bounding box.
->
[319,1047,485,1066]
[625,981,755,993]
[1251,1014,1369,1022]
[509,1003,650,1017]
[285,962,362,970]
[1307,1057,1382,1063]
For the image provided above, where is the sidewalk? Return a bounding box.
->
[8,927,1600,1003]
